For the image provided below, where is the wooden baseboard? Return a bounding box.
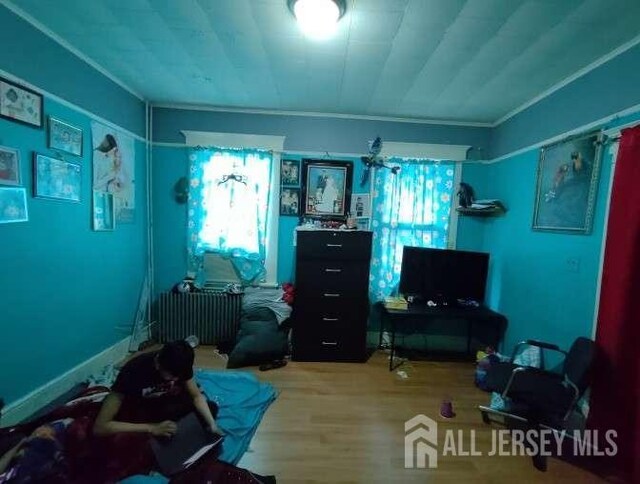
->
[1,337,131,426]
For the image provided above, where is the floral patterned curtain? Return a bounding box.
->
[187,147,272,283]
[369,158,456,300]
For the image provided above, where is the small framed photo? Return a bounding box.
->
[0,146,21,186]
[351,193,371,218]
[0,186,28,223]
[0,77,43,128]
[93,190,115,231]
[281,159,300,186]
[280,187,300,216]
[33,153,81,202]
[48,117,83,157]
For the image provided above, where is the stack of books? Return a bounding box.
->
[384,296,408,310]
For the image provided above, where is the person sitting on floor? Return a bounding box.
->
[93,340,223,438]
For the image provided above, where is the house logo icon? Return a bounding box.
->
[405,414,438,468]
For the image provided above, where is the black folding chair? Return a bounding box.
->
[478,337,595,470]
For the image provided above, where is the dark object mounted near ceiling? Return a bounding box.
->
[360,136,400,187]
[174,176,189,204]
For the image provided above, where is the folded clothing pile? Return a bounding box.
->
[469,199,506,211]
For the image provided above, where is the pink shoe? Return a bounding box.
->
[440,400,456,418]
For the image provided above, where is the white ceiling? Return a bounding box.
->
[7,0,640,124]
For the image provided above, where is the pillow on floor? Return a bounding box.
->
[227,311,288,369]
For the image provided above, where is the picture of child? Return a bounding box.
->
[280,188,300,216]
[281,160,300,186]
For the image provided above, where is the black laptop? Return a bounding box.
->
[150,412,223,476]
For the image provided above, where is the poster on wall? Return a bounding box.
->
[91,121,135,223]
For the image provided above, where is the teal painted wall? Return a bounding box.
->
[478,149,612,353]
[0,6,148,407]
[0,97,147,405]
[152,146,189,294]
[456,163,489,252]
[151,147,370,293]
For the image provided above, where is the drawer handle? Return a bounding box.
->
[325,268,342,273]
[324,293,341,298]
[322,341,338,346]
[322,317,339,322]
[326,244,343,248]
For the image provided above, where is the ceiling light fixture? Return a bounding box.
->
[288,0,347,40]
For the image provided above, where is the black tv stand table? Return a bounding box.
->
[379,303,507,371]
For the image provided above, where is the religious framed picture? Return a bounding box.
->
[48,116,83,157]
[0,145,21,186]
[532,132,603,234]
[280,187,300,216]
[280,159,300,186]
[0,186,28,224]
[33,153,81,202]
[301,159,353,220]
[0,77,43,128]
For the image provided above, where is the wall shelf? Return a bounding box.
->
[456,202,506,217]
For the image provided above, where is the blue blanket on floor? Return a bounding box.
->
[195,369,277,465]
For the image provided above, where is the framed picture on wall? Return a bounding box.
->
[33,153,82,202]
[93,190,115,231]
[280,159,300,186]
[0,77,43,128]
[0,186,28,223]
[532,132,603,234]
[48,117,83,157]
[351,193,371,218]
[280,187,300,216]
[0,145,21,186]
[301,159,353,220]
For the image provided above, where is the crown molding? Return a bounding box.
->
[151,102,493,128]
[2,0,145,101]
[492,33,640,127]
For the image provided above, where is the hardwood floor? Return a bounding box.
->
[194,348,604,483]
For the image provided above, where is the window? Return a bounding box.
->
[198,150,271,254]
[369,159,457,300]
[187,147,276,284]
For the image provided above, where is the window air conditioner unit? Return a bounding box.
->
[202,253,241,291]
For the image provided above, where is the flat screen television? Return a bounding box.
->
[399,247,489,304]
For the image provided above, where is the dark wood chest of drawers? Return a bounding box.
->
[292,230,372,362]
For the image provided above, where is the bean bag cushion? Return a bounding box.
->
[227,308,288,368]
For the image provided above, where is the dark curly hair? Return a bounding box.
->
[157,340,194,380]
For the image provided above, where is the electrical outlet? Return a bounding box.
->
[566,257,581,273]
